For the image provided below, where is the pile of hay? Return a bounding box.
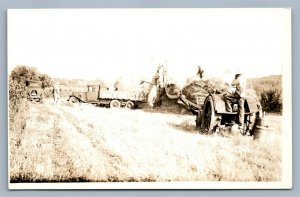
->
[141,94,192,115]
[159,94,192,114]
[182,79,227,105]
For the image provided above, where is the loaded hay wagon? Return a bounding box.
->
[68,84,146,108]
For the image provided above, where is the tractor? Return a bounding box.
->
[196,93,263,135]
[164,83,263,136]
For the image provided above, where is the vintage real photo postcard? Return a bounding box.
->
[8,8,292,189]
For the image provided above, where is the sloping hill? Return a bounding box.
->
[247,75,282,95]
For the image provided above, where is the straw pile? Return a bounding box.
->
[182,79,227,105]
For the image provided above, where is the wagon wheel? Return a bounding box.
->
[125,101,134,109]
[200,96,219,133]
[69,97,79,103]
[110,100,121,108]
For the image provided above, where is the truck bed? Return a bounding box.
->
[99,90,145,101]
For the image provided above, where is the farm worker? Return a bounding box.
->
[197,66,204,80]
[152,64,161,85]
[154,64,164,107]
[53,82,60,105]
[114,80,120,91]
[224,74,247,131]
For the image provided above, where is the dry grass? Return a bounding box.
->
[9,99,282,182]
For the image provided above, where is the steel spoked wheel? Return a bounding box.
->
[201,96,218,133]
[110,100,121,108]
[125,101,134,109]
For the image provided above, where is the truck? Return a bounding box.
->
[68,84,146,108]
[26,80,43,102]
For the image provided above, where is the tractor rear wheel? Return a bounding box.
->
[110,100,121,108]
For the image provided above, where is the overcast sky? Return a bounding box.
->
[8,9,291,85]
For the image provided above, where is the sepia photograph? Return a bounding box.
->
[7,8,292,189]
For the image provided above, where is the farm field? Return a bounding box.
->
[10,99,282,182]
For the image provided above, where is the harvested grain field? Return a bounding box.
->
[9,99,282,182]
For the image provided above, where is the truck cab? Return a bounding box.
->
[87,84,101,101]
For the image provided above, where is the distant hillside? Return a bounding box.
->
[248,74,281,82]
[247,75,282,95]
[52,78,107,87]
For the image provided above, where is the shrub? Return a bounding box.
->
[248,75,282,113]
[260,89,282,113]
[9,65,52,113]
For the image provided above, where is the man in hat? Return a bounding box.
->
[224,73,247,131]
